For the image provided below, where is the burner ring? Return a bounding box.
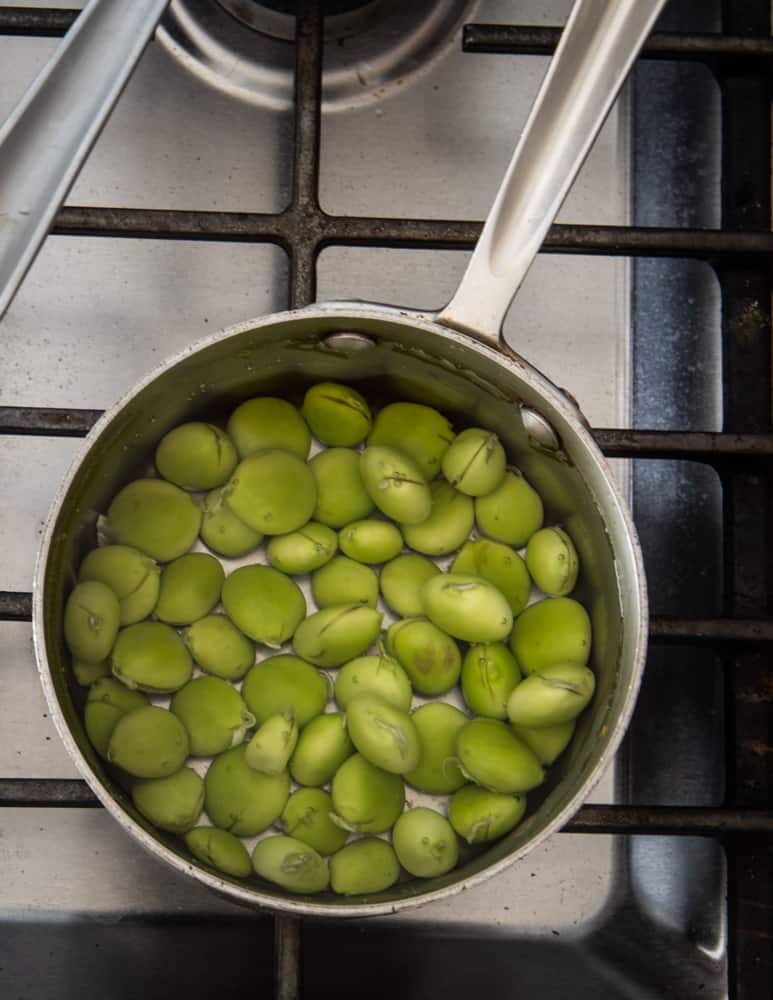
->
[156,0,476,111]
[219,0,381,41]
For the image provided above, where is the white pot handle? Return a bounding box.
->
[0,0,170,320]
[437,0,668,348]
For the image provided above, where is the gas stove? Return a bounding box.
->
[0,2,771,997]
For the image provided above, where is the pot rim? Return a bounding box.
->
[33,301,648,918]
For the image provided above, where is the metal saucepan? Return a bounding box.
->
[31,0,665,917]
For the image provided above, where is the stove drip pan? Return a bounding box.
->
[158,0,475,110]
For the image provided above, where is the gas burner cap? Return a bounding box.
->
[157,0,475,111]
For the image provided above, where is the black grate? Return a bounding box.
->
[1,3,771,999]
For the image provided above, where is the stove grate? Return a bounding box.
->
[0,2,770,998]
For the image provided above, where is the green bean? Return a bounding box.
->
[84,677,147,758]
[455,718,544,794]
[311,555,379,609]
[448,785,526,844]
[510,719,576,765]
[107,705,189,779]
[379,553,440,618]
[185,827,252,878]
[132,767,204,833]
[73,658,109,686]
[170,676,255,755]
[227,397,310,460]
[509,596,591,675]
[359,446,432,525]
[404,702,467,795]
[280,788,348,856]
[338,519,403,564]
[64,581,120,664]
[200,486,263,557]
[107,479,201,562]
[289,712,354,787]
[346,694,421,774]
[244,712,298,775]
[330,753,404,834]
[421,573,513,643]
[309,448,374,528]
[252,835,329,894]
[78,544,160,625]
[386,617,461,696]
[506,664,595,728]
[367,402,454,479]
[460,643,521,719]
[525,526,579,596]
[334,654,412,712]
[440,428,506,497]
[266,522,337,574]
[292,605,383,668]
[402,481,474,556]
[221,565,306,648]
[392,807,459,878]
[224,449,317,535]
[111,621,192,693]
[450,539,531,616]
[155,422,237,490]
[183,614,255,681]
[329,838,400,896]
[301,382,372,446]
[155,552,224,626]
[241,654,328,729]
[475,469,544,547]
[204,744,290,836]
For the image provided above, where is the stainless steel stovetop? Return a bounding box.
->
[0,1,736,997]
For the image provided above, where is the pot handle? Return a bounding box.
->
[436,0,668,350]
[0,0,170,320]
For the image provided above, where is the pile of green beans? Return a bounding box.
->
[66,382,595,897]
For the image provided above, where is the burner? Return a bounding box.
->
[157,0,475,110]
[216,0,387,42]
[229,0,377,22]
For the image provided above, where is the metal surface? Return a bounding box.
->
[464,23,773,63]
[720,4,773,996]
[157,0,472,111]
[439,0,667,342]
[1,0,767,995]
[0,0,169,319]
[33,301,646,917]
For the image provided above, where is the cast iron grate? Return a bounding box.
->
[0,3,771,998]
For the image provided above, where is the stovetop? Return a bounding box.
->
[1,2,771,998]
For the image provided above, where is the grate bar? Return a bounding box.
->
[593,428,773,459]
[2,779,772,836]
[0,6,77,36]
[464,24,773,64]
[274,916,301,1000]
[649,618,773,643]
[55,206,292,245]
[52,206,773,258]
[3,407,772,463]
[0,778,98,806]
[6,586,770,645]
[567,805,773,837]
[0,592,32,621]
[0,406,102,436]
[4,11,773,66]
[286,2,323,310]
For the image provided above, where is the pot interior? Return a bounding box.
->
[36,305,645,916]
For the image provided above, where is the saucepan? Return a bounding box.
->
[21,0,665,916]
